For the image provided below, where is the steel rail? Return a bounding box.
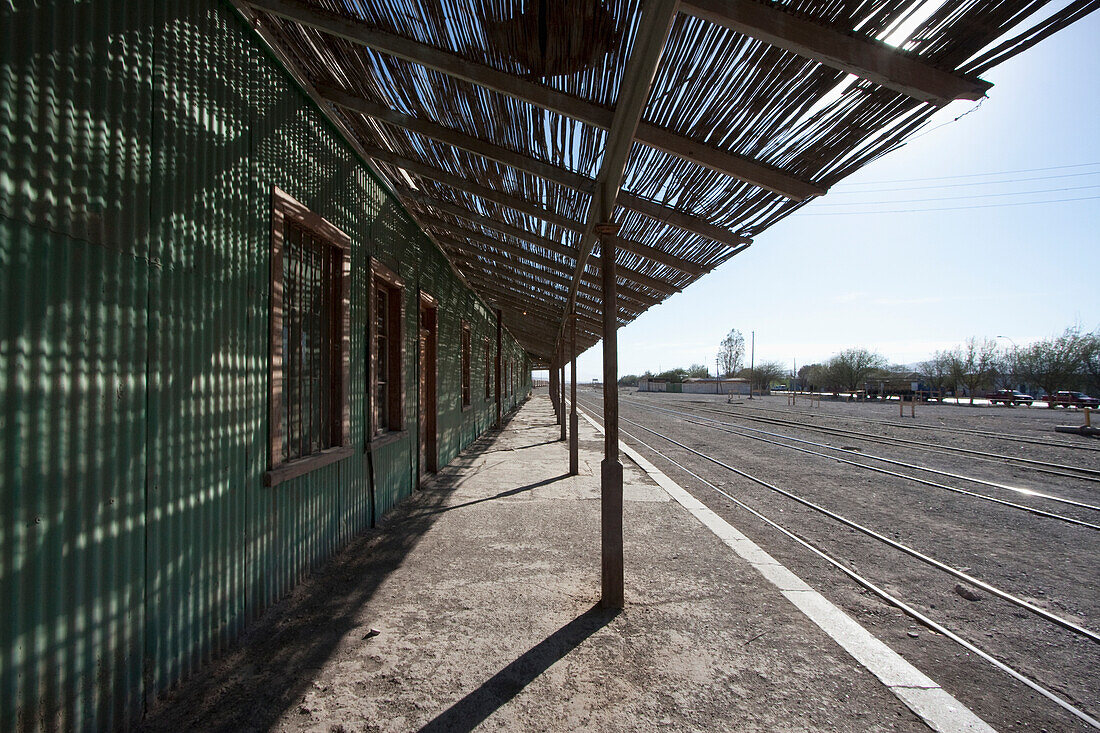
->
[586,409,1100,730]
[675,401,1100,481]
[627,399,1100,518]
[711,399,1100,453]
[577,397,1100,644]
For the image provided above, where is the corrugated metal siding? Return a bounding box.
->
[1,1,155,729]
[0,1,536,728]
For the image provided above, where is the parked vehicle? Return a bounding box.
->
[1045,391,1100,408]
[988,389,1033,406]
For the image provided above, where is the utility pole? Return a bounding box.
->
[749,330,755,400]
[716,356,720,394]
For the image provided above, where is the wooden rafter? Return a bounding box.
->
[365,145,584,232]
[245,0,821,200]
[680,0,992,106]
[410,192,716,276]
[449,248,656,312]
[427,215,684,296]
[562,0,681,341]
[319,83,596,195]
[617,192,752,250]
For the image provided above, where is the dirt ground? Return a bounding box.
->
[138,398,942,733]
[594,388,1099,732]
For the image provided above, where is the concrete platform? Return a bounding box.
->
[140,396,978,732]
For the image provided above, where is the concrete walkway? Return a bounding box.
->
[141,395,945,732]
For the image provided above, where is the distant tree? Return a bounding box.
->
[748,361,786,393]
[920,351,955,394]
[1017,327,1094,404]
[957,337,999,404]
[825,348,887,392]
[1082,331,1100,395]
[686,363,711,379]
[618,374,639,386]
[718,329,745,377]
[944,348,967,398]
[991,348,1018,390]
[798,363,827,391]
[655,367,688,383]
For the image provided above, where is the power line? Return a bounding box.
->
[796,194,1100,216]
[834,161,1100,186]
[813,183,1100,206]
[827,170,1100,194]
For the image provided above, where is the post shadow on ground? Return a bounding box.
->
[418,604,620,733]
[410,472,571,518]
[137,402,533,732]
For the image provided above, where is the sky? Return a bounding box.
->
[544,10,1100,383]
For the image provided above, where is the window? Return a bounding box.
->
[371,259,405,438]
[267,188,351,486]
[460,322,472,408]
[484,338,491,400]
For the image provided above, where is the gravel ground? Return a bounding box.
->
[577,388,1100,732]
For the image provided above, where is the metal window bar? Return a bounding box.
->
[284,221,337,460]
[374,279,389,434]
[461,327,471,406]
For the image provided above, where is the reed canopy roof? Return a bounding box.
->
[234,0,1096,363]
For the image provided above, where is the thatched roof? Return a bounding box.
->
[232,0,1097,363]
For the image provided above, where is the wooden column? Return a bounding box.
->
[569,313,579,476]
[549,353,559,421]
[495,309,502,428]
[559,343,567,441]
[597,222,623,608]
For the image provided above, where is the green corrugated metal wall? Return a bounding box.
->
[0,1,533,729]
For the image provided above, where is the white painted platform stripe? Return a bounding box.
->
[576,405,995,733]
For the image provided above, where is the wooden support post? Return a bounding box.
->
[495,309,502,428]
[570,314,579,476]
[549,354,560,421]
[560,348,567,441]
[597,223,623,609]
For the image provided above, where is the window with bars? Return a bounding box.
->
[267,188,351,485]
[484,338,491,400]
[371,260,404,438]
[461,323,471,408]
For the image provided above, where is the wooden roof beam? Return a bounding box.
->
[405,193,580,256]
[450,248,657,312]
[429,215,684,296]
[563,0,681,339]
[617,192,753,251]
[680,0,991,106]
[411,192,708,276]
[318,83,596,195]
[246,0,820,201]
[632,124,825,199]
[365,145,584,233]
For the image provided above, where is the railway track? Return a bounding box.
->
[620,396,1100,517]
[650,398,1100,482]
[619,399,1100,530]
[698,398,1100,453]
[575,395,1100,729]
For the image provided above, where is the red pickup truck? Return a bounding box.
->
[1045,391,1100,408]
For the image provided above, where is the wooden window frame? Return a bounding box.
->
[460,321,472,410]
[370,258,406,444]
[267,187,352,487]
